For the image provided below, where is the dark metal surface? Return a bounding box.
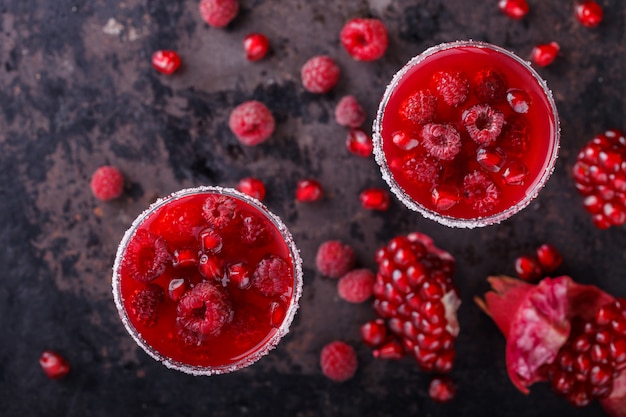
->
[1,1,624,416]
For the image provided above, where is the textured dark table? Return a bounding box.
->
[1,1,624,416]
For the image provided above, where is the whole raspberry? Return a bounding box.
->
[320,341,358,382]
[252,255,292,297]
[462,104,505,145]
[130,284,165,327]
[315,240,356,278]
[399,89,437,125]
[301,55,340,94]
[421,123,462,160]
[337,269,375,303]
[431,70,469,107]
[202,193,237,229]
[90,166,124,201]
[39,350,70,380]
[198,0,239,28]
[240,215,269,247]
[228,100,275,146]
[122,229,170,283]
[463,170,501,214]
[473,66,508,103]
[335,95,366,128]
[176,282,232,336]
[399,152,442,185]
[155,203,204,245]
[368,233,460,373]
[339,18,388,61]
[572,129,626,229]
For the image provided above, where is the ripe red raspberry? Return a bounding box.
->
[90,166,124,201]
[462,170,501,214]
[421,123,462,160]
[367,233,460,374]
[243,33,269,61]
[39,350,70,380]
[295,179,323,202]
[199,0,239,28]
[320,341,358,382]
[338,269,375,303]
[473,66,508,103]
[359,188,390,211]
[228,100,275,146]
[122,229,170,283]
[431,70,469,107]
[301,55,340,94]
[346,128,373,157]
[227,262,251,289]
[130,284,165,327]
[462,104,505,145]
[429,376,457,402]
[398,152,442,185]
[151,50,181,75]
[572,129,626,229]
[335,95,366,128]
[176,282,232,336]
[339,18,388,61]
[236,177,266,201]
[531,42,560,68]
[576,1,603,28]
[240,215,269,247]
[498,0,529,20]
[315,240,356,278]
[155,203,204,245]
[399,89,437,125]
[252,255,292,297]
[202,194,237,229]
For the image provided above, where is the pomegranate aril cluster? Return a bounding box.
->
[514,243,562,281]
[362,232,460,374]
[572,129,626,229]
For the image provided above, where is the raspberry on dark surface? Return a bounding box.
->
[463,170,501,214]
[130,284,165,327]
[315,240,356,278]
[320,341,358,382]
[399,89,437,125]
[301,55,340,94]
[202,194,237,229]
[90,166,124,201]
[431,70,469,107]
[122,229,170,283]
[252,255,292,297]
[228,100,275,146]
[335,95,366,128]
[339,18,388,61]
[473,66,508,103]
[198,0,239,28]
[462,104,504,145]
[176,282,232,336]
[338,269,375,303]
[421,123,462,161]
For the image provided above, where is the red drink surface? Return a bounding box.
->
[378,43,558,222]
[116,191,296,370]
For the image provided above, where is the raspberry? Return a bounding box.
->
[531,42,560,68]
[228,100,275,146]
[399,89,437,125]
[391,130,419,151]
[337,269,375,303]
[462,170,501,214]
[431,70,469,107]
[367,233,460,374]
[240,215,269,247]
[335,95,366,128]
[315,240,356,278]
[576,1,603,28]
[243,33,269,61]
[151,50,181,75]
[429,376,456,402]
[360,319,387,347]
[155,203,204,245]
[462,104,505,145]
[202,194,237,229]
[176,282,232,336]
[122,229,170,283]
[572,129,626,229]
[346,128,373,157]
[473,67,508,103]
[90,166,124,201]
[252,255,292,297]
[359,188,390,211]
[236,177,266,201]
[198,0,239,28]
[130,284,165,327]
[320,341,358,382]
[421,123,462,160]
[399,152,442,185]
[498,0,529,20]
[339,18,388,61]
[295,179,323,202]
[301,55,340,94]
[39,350,70,380]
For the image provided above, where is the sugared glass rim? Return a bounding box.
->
[372,40,561,228]
[111,186,303,375]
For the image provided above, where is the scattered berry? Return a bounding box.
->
[130,284,165,327]
[301,55,340,94]
[431,70,469,107]
[506,89,531,114]
[176,282,232,336]
[320,341,358,382]
[359,188,390,211]
[90,166,124,201]
[236,177,266,201]
[39,350,70,380]
[429,376,457,402]
[151,50,181,75]
[295,179,323,202]
[346,128,374,157]
[338,269,375,303]
[253,255,292,297]
[399,89,437,125]
[243,33,269,61]
[316,240,356,278]
[575,1,603,28]
[335,95,366,128]
[228,100,275,146]
[531,42,560,67]
[421,123,462,160]
[463,170,501,214]
[391,130,419,151]
[202,194,237,229]
[535,243,563,273]
[199,0,239,28]
[339,18,388,61]
[122,229,170,283]
[498,0,529,20]
[473,67,508,103]
[514,255,542,282]
[462,104,505,145]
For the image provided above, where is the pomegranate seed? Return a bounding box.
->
[535,244,562,273]
[359,188,390,211]
[429,375,456,402]
[168,278,187,301]
[346,128,374,157]
[391,130,419,150]
[151,50,181,75]
[227,262,251,289]
[431,185,460,211]
[610,339,626,363]
[514,255,542,281]
[373,340,404,359]
[501,161,529,185]
[476,146,507,172]
[269,301,287,328]
[199,254,224,280]
[236,177,266,201]
[361,319,388,347]
[498,0,529,20]
[199,228,223,253]
[575,1,603,28]
[531,42,560,67]
[243,33,269,61]
[172,248,199,268]
[295,179,323,202]
[506,89,531,113]
[39,350,70,379]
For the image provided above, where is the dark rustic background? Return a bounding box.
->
[1,0,624,416]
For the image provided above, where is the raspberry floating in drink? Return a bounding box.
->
[373,41,559,227]
[531,42,560,67]
[112,187,302,375]
[300,55,340,94]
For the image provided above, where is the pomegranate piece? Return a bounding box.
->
[168,278,187,301]
[151,50,181,75]
[429,376,457,402]
[39,350,70,380]
[346,128,373,157]
[90,166,124,201]
[340,17,388,61]
[361,319,387,347]
[359,188,390,211]
[172,248,199,268]
[243,33,269,61]
[236,177,266,201]
[531,42,560,67]
[576,1,604,28]
[506,89,531,114]
[295,179,323,202]
[315,240,355,278]
[391,130,419,151]
[320,341,358,382]
[301,55,340,94]
[498,0,529,20]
